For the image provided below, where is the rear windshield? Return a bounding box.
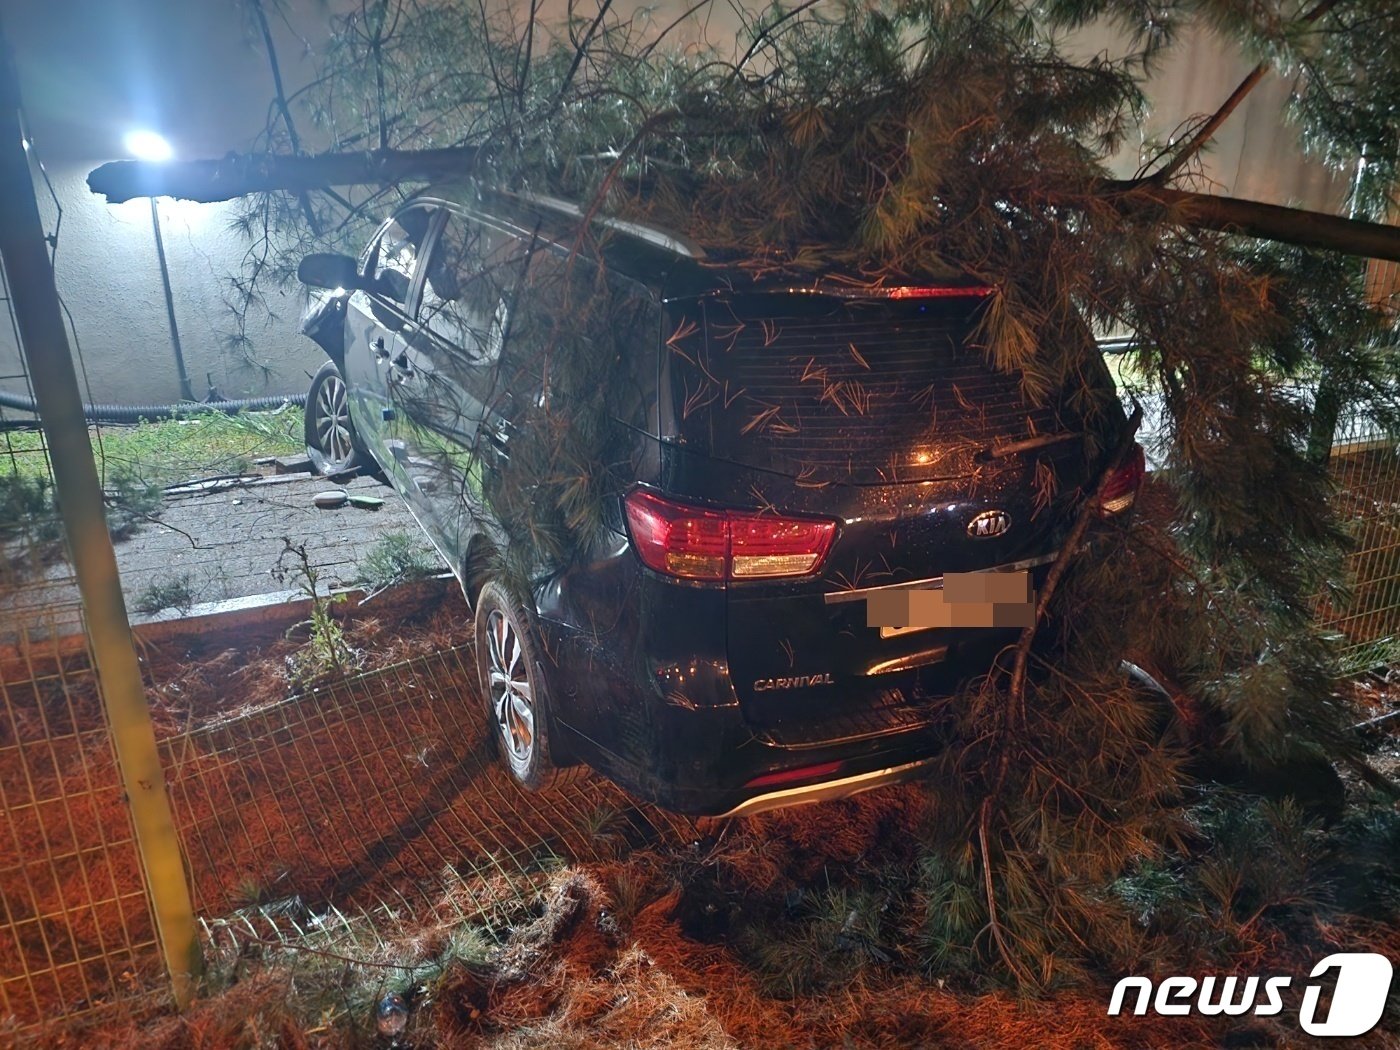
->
[663,293,1069,483]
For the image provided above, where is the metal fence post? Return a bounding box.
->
[0,21,201,1007]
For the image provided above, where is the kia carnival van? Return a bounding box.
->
[297,184,1143,816]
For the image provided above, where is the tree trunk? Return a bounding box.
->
[86,149,1400,263]
[1098,181,1400,264]
[86,148,480,205]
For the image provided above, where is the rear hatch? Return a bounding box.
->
[658,289,1120,738]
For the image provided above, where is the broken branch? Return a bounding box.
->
[86,148,481,204]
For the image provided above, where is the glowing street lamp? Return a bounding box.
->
[125,130,194,402]
[122,129,174,163]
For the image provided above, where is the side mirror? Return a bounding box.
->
[297,252,361,292]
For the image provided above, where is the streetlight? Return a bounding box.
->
[124,129,194,402]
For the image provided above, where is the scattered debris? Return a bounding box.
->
[273,455,314,475]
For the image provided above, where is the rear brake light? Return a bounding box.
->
[1097,442,1146,516]
[624,489,837,581]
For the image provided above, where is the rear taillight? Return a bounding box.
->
[1097,442,1146,516]
[624,489,837,581]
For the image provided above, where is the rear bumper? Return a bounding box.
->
[537,612,949,815]
[715,757,938,819]
[532,542,1077,816]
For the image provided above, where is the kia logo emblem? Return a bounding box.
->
[967,509,1011,539]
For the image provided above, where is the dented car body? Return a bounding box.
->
[298,183,1142,816]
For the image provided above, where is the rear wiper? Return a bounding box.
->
[979,431,1082,459]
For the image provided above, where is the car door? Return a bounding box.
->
[386,208,531,570]
[343,204,438,487]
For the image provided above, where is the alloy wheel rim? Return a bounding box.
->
[315,374,353,466]
[485,608,535,775]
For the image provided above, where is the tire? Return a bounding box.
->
[305,360,363,476]
[473,580,575,790]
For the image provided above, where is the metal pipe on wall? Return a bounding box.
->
[148,196,195,402]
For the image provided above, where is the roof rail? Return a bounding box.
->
[1097,337,1138,355]
[513,191,706,260]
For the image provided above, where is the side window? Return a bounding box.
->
[511,246,654,429]
[419,213,522,365]
[365,206,435,308]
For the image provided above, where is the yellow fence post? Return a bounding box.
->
[0,21,202,1007]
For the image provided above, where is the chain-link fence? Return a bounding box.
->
[0,403,165,1028]
[2,580,694,1035]
[1319,257,1400,671]
[161,643,693,932]
[1324,430,1400,671]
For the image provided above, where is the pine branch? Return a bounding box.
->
[1144,0,1348,185]
[1006,407,1145,753]
[977,798,1032,986]
[1148,62,1268,184]
[730,0,826,81]
[86,143,1400,264]
[245,0,322,235]
[517,0,540,111]
[369,0,391,151]
[552,0,614,111]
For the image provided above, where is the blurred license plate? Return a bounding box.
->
[868,571,1034,638]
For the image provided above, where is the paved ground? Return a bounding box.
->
[0,467,445,640]
[122,470,442,606]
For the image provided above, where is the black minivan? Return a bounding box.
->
[297,184,1143,816]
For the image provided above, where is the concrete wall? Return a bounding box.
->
[1075,26,1346,209]
[0,163,323,404]
[4,0,332,405]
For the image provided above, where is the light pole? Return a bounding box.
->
[123,130,194,403]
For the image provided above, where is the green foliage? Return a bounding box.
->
[744,885,892,997]
[0,471,63,585]
[1324,793,1400,920]
[133,572,199,617]
[355,531,441,594]
[1038,0,1400,217]
[916,645,1186,987]
[913,851,995,980]
[274,538,362,687]
[194,894,494,1047]
[0,471,58,543]
[1187,797,1329,932]
[3,411,302,492]
[104,465,163,538]
[1100,791,1395,971]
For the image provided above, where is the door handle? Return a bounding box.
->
[485,420,511,450]
[372,337,389,360]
